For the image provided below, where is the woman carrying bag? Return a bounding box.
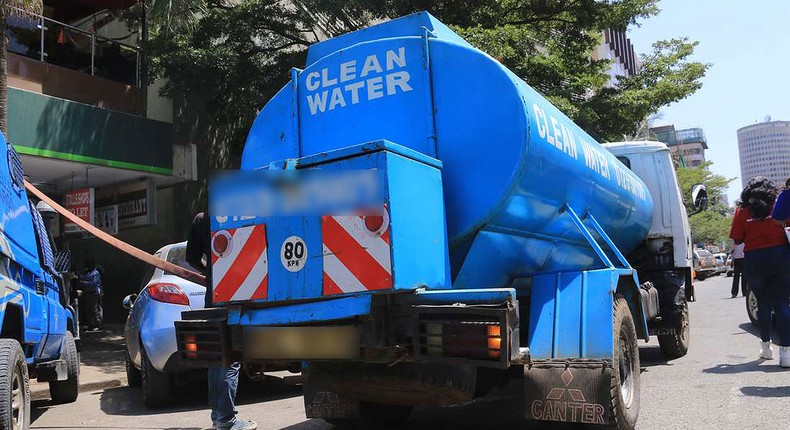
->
[729,177,790,367]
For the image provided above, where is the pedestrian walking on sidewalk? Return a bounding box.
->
[187,211,258,430]
[730,177,790,368]
[730,241,746,298]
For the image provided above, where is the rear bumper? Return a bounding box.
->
[175,289,520,369]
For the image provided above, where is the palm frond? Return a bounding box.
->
[3,0,43,16]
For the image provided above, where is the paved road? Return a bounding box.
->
[30,275,790,430]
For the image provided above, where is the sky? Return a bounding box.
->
[627,0,790,204]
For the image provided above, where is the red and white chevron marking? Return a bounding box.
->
[211,224,269,303]
[321,214,392,295]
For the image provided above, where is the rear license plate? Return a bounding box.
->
[243,326,360,359]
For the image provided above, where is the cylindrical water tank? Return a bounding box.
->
[241,12,653,287]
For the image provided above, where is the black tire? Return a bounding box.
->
[658,302,690,359]
[141,347,172,408]
[746,288,759,325]
[125,348,142,388]
[610,297,640,430]
[0,339,30,430]
[49,332,79,404]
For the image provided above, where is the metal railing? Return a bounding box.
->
[6,6,140,87]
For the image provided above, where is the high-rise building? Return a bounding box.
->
[737,119,790,188]
[649,125,708,168]
[592,29,639,86]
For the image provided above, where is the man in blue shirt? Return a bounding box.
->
[78,259,103,331]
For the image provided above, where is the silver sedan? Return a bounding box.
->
[122,242,206,408]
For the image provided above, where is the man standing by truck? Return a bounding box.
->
[78,258,103,331]
[186,211,258,430]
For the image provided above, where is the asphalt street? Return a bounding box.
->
[29,274,790,430]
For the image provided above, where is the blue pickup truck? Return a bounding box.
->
[176,12,701,430]
[0,135,79,429]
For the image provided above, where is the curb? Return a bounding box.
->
[31,378,126,401]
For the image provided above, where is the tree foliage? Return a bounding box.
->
[145,0,709,166]
[675,162,735,245]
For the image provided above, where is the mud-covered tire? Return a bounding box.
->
[125,349,142,388]
[746,288,759,325]
[0,339,30,430]
[658,302,690,359]
[610,297,640,430]
[141,347,172,408]
[49,332,79,404]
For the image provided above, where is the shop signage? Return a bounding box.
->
[95,180,156,230]
[63,188,94,235]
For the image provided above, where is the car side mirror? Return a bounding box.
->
[122,294,137,310]
[690,184,708,215]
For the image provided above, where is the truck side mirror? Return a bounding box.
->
[122,294,137,310]
[691,184,708,212]
[689,184,708,216]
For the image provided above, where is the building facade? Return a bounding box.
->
[737,120,790,188]
[6,1,197,322]
[592,29,639,86]
[650,125,708,168]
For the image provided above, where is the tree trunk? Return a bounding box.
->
[0,4,8,136]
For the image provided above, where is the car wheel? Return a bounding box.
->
[746,289,759,325]
[609,297,640,430]
[141,347,172,408]
[49,332,80,404]
[126,348,142,388]
[0,339,29,430]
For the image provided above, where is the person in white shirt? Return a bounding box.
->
[731,241,746,298]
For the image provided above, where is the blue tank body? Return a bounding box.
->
[241,12,653,288]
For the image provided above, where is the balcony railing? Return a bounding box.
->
[5,6,139,87]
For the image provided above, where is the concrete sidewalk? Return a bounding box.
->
[32,324,127,400]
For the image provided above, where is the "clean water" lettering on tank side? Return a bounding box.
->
[532,103,646,201]
[304,47,413,115]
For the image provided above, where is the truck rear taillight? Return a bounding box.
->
[364,215,384,232]
[184,334,198,359]
[147,283,189,306]
[419,320,505,363]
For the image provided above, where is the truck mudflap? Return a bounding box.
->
[304,384,360,420]
[524,360,613,426]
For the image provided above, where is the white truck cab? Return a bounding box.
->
[604,141,693,273]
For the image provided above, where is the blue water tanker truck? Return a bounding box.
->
[176,12,703,430]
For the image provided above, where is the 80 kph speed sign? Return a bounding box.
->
[281,236,307,272]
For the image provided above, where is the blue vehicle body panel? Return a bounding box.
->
[0,134,73,367]
[212,142,450,304]
[229,294,374,327]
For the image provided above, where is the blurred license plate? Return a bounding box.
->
[243,326,359,359]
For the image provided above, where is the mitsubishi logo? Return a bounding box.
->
[545,368,587,402]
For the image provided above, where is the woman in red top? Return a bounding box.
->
[730,176,790,367]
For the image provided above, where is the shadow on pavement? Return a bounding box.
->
[702,359,787,374]
[738,322,760,337]
[638,345,676,369]
[98,375,303,417]
[740,385,790,397]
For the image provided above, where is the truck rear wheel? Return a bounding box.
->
[141,347,172,408]
[0,339,30,430]
[658,302,690,359]
[610,297,640,430]
[49,332,79,404]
